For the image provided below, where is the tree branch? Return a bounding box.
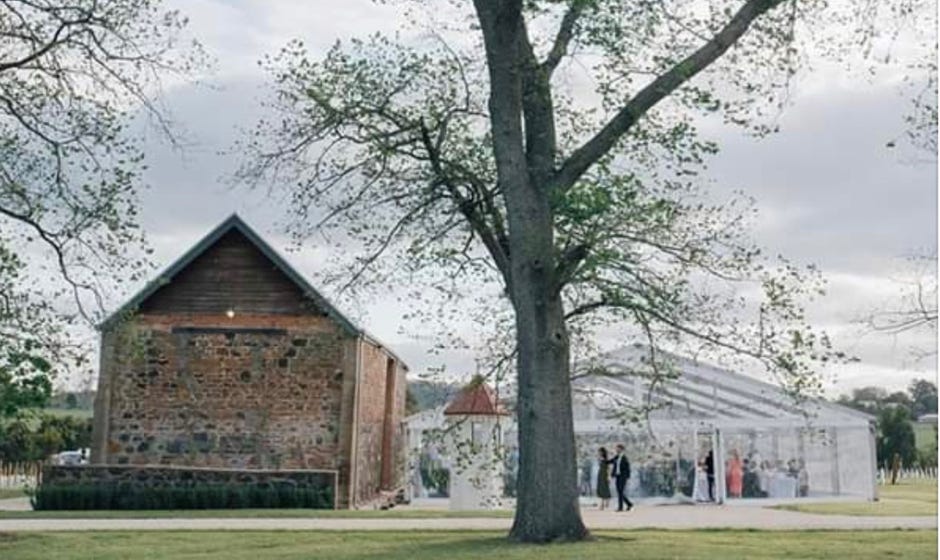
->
[0,203,97,320]
[555,242,590,290]
[541,0,585,76]
[551,0,787,192]
[419,121,512,279]
[518,22,557,188]
[0,3,96,72]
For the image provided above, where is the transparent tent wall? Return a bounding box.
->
[575,428,700,500]
[834,425,877,498]
[504,421,875,502]
[722,428,820,499]
[720,425,874,499]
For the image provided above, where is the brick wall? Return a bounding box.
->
[392,362,407,485]
[352,340,407,506]
[354,341,388,504]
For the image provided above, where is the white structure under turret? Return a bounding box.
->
[443,377,509,510]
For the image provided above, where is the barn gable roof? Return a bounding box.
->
[100,214,406,367]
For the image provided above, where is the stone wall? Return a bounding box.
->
[93,312,407,509]
[96,313,349,476]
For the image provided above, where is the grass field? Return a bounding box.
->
[0,530,934,559]
[775,479,937,516]
[0,508,513,519]
[913,423,937,454]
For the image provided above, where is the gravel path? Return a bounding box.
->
[0,505,934,532]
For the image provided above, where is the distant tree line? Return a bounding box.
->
[836,379,938,469]
[0,413,92,463]
[406,380,461,415]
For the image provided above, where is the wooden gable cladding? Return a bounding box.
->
[139,229,321,316]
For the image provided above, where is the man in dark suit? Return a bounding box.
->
[705,449,715,501]
[610,443,633,511]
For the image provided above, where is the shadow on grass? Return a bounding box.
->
[349,531,640,560]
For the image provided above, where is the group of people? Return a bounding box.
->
[587,445,812,508]
[693,449,810,501]
[595,445,633,511]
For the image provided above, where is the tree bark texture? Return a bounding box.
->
[472,0,588,542]
[506,231,588,542]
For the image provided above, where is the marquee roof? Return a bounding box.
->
[571,344,873,431]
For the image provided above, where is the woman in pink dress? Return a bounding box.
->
[726,450,744,498]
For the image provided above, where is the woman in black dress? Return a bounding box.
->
[597,447,612,509]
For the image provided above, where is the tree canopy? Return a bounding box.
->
[838,379,937,469]
[0,0,200,417]
[239,0,935,542]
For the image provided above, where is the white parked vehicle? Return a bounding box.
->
[53,449,88,466]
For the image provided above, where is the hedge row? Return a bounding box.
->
[32,482,333,510]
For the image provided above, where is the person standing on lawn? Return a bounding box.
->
[706,449,716,501]
[596,447,612,510]
[610,444,633,511]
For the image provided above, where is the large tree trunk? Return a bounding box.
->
[471,0,588,541]
[506,216,588,543]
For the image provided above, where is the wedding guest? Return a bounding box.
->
[705,449,716,501]
[596,447,612,510]
[610,444,633,511]
[726,449,743,498]
[694,459,711,502]
[798,459,810,497]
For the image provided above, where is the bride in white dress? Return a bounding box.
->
[693,460,711,502]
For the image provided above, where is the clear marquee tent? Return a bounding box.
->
[406,344,877,504]
[562,344,877,503]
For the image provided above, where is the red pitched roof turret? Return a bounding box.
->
[443,378,509,416]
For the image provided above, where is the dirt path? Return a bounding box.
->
[0,505,934,532]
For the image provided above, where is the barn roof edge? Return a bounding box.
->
[98,214,409,370]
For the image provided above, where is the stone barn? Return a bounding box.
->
[90,215,408,508]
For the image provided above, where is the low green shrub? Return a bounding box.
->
[32,482,334,510]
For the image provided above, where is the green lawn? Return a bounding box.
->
[0,530,934,559]
[912,422,938,480]
[0,508,513,520]
[913,423,937,455]
[775,479,937,517]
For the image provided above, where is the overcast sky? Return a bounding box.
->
[112,0,938,397]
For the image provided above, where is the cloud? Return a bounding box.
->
[74,1,936,393]
[704,82,937,276]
